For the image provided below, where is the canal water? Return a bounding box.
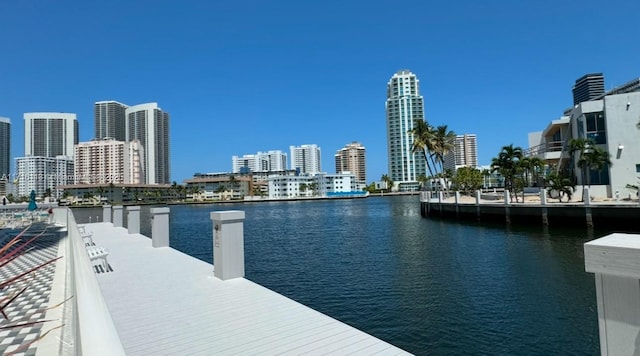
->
[75,196,605,355]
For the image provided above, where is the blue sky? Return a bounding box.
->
[1,0,639,183]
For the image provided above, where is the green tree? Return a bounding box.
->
[545,173,575,202]
[584,146,612,187]
[490,144,524,202]
[409,119,437,179]
[451,166,483,195]
[381,174,394,192]
[417,174,428,191]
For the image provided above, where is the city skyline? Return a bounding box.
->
[1,1,639,183]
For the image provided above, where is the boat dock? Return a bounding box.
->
[0,207,411,355]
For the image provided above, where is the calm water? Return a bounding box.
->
[75,196,603,355]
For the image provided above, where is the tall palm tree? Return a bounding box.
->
[409,119,436,179]
[568,137,594,188]
[431,125,456,193]
[490,144,523,202]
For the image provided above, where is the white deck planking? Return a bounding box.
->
[86,222,411,355]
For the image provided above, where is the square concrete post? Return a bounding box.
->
[585,233,640,355]
[151,207,170,248]
[126,206,141,235]
[112,206,123,227]
[504,190,511,205]
[103,205,112,223]
[583,186,591,205]
[210,210,245,280]
[475,190,481,205]
[540,189,547,205]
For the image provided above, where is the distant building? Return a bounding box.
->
[232,150,287,173]
[443,134,478,172]
[125,103,170,184]
[95,101,128,141]
[15,156,73,199]
[334,142,366,183]
[385,70,426,190]
[572,73,605,105]
[0,117,10,180]
[24,112,78,158]
[267,172,362,199]
[529,76,640,198]
[290,144,321,174]
[74,138,145,184]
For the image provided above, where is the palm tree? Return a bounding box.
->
[490,144,523,202]
[584,146,612,188]
[409,119,437,179]
[568,137,593,189]
[545,173,575,202]
[381,174,394,192]
[432,125,456,193]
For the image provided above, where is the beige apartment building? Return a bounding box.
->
[74,138,144,184]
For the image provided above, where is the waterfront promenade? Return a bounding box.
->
[1,207,412,355]
[420,190,640,228]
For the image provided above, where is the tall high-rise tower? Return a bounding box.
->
[334,142,366,183]
[290,144,321,174]
[572,73,605,105]
[385,70,426,186]
[125,103,170,184]
[24,112,78,158]
[95,101,128,140]
[0,117,10,179]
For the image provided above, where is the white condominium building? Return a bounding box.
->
[232,150,287,173]
[334,142,366,183]
[125,103,170,184]
[24,112,78,158]
[15,156,73,199]
[443,134,478,172]
[290,144,321,174]
[74,138,145,184]
[385,70,426,187]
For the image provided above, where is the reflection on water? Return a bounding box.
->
[73,196,601,355]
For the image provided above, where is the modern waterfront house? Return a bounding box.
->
[528,76,640,198]
[385,70,426,191]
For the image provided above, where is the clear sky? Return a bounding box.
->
[1,0,639,183]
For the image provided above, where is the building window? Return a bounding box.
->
[636,164,640,173]
[585,112,606,144]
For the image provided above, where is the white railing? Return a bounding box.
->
[62,208,126,355]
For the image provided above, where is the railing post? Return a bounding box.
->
[540,189,548,226]
[151,207,170,248]
[585,233,640,355]
[475,190,481,221]
[126,206,141,234]
[504,190,511,224]
[103,205,112,223]
[112,206,123,227]
[210,210,245,280]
